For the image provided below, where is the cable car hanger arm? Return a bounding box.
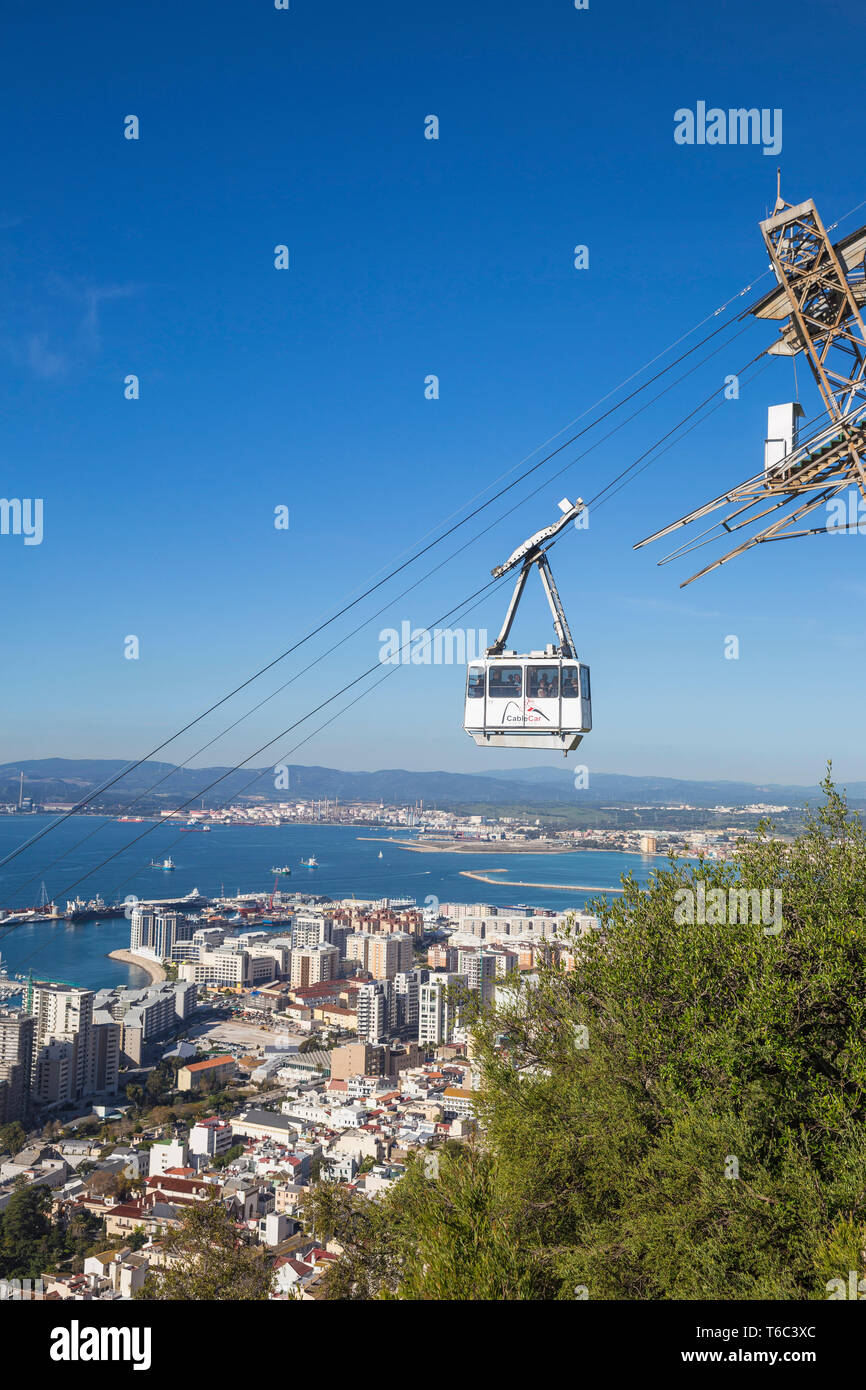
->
[491,497,585,577]
[486,498,582,659]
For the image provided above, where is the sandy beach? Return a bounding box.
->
[459,869,624,893]
[107,949,167,983]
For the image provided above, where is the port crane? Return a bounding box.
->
[636,181,866,584]
[463,498,592,754]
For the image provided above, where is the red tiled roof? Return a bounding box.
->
[184,1054,235,1072]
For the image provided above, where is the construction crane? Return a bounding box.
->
[636,178,866,584]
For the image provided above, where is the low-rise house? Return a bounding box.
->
[83,1247,150,1299]
[272,1255,316,1297]
[177,1054,236,1092]
[104,1198,181,1239]
[145,1174,214,1206]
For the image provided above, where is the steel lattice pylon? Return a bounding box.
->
[636,189,866,585]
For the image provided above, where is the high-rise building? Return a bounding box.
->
[419,974,459,1047]
[345,932,371,971]
[27,981,94,1102]
[394,970,423,1036]
[32,1039,76,1106]
[91,1013,121,1093]
[129,909,155,953]
[0,1009,34,1122]
[368,932,413,980]
[460,949,499,1004]
[290,943,340,989]
[427,943,458,971]
[291,914,335,949]
[356,981,395,1044]
[129,909,193,960]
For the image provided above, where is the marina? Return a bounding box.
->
[0,817,669,994]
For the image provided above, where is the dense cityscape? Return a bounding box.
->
[0,875,598,1300]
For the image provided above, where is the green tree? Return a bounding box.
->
[0,1185,54,1280]
[0,1121,26,1156]
[136,1198,272,1300]
[211,1143,245,1170]
[126,1083,144,1111]
[304,775,866,1300]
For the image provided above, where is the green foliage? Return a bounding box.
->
[301,1149,541,1300]
[210,1143,245,1170]
[136,1198,272,1301]
[0,1186,55,1280]
[306,774,866,1300]
[0,1121,26,1156]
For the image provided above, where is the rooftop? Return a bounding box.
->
[184,1054,235,1072]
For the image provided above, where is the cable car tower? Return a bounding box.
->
[636,182,866,584]
[463,498,592,754]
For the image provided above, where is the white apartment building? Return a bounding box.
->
[179,949,276,988]
[189,1118,234,1160]
[418,974,459,1047]
[27,982,96,1102]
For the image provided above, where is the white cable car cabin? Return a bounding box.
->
[463,498,592,754]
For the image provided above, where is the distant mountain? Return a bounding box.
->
[474,766,861,805]
[0,758,856,811]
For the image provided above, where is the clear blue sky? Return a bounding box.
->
[2,0,865,786]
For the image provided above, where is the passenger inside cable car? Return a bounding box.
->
[561,667,579,699]
[488,665,522,697]
[467,667,485,699]
[527,666,559,699]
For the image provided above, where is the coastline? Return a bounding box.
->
[459,869,625,894]
[359,835,599,856]
[108,949,166,984]
[358,834,651,857]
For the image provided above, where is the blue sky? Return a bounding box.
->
[2,0,865,786]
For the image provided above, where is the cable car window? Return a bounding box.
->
[527,666,559,699]
[561,665,579,699]
[466,667,485,699]
[488,666,522,697]
[580,666,591,701]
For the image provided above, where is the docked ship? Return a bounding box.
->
[64,894,116,922]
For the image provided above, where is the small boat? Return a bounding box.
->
[300,856,318,867]
[150,857,175,871]
[378,851,383,859]
[271,866,292,876]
